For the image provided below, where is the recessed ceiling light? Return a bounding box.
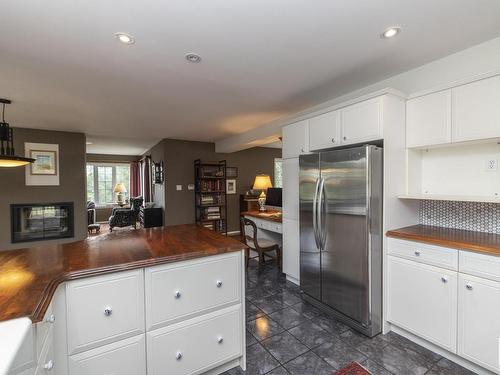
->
[115,32,135,45]
[381,27,401,39]
[185,53,202,63]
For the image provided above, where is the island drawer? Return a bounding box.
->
[68,335,146,375]
[66,269,145,355]
[145,252,242,331]
[147,305,242,375]
[387,238,458,270]
[459,250,500,282]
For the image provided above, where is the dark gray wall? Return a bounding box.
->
[144,138,281,232]
[0,128,87,250]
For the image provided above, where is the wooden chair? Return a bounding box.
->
[240,216,282,271]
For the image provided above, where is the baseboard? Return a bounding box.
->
[390,325,495,375]
[286,274,299,285]
[226,230,241,236]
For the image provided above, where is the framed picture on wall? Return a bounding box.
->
[226,179,237,194]
[25,143,60,186]
[226,167,238,178]
[30,150,57,175]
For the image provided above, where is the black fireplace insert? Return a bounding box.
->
[11,202,74,243]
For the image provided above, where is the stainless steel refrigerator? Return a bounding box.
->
[299,145,383,337]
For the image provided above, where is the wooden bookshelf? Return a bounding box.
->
[194,159,227,234]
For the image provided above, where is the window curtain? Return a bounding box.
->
[130,161,141,198]
[141,157,152,203]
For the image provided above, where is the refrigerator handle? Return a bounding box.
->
[312,177,321,249]
[317,177,326,250]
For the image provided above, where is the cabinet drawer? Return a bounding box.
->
[35,329,54,375]
[66,270,145,355]
[387,238,458,270]
[147,305,243,375]
[35,304,55,363]
[68,335,146,375]
[145,253,241,331]
[459,250,500,282]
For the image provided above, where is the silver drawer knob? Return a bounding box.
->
[176,352,183,360]
[216,280,223,288]
[45,314,56,323]
[104,307,112,316]
[343,136,347,141]
[441,276,448,283]
[331,138,335,143]
[466,283,473,290]
[414,251,421,256]
[43,360,54,371]
[174,291,181,299]
[217,336,224,344]
[301,148,304,152]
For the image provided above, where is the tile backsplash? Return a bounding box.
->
[420,200,500,234]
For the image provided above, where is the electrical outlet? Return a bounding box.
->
[486,159,498,171]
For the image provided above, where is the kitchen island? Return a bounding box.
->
[0,225,247,375]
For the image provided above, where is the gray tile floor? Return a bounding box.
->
[223,260,477,375]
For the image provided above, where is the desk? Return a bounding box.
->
[241,210,283,253]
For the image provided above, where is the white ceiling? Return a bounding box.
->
[1,0,500,155]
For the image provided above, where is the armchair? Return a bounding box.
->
[109,196,144,231]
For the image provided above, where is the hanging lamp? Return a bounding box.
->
[0,99,35,167]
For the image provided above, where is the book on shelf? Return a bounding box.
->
[198,179,224,192]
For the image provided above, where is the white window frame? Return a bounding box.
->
[86,162,130,207]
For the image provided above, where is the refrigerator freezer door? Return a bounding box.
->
[299,154,321,300]
[320,146,370,326]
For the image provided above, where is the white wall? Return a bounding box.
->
[216,36,500,153]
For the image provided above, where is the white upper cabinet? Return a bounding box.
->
[406,90,452,148]
[308,110,340,151]
[282,120,308,159]
[340,97,382,145]
[452,75,500,143]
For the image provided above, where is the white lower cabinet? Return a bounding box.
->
[147,305,242,375]
[68,335,146,375]
[388,256,457,352]
[458,274,500,374]
[282,218,300,284]
[66,269,145,355]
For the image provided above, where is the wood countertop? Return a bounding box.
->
[241,210,283,223]
[386,224,500,256]
[0,225,246,324]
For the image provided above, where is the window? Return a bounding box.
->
[86,163,130,205]
[274,158,283,188]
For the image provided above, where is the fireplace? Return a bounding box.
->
[11,202,74,243]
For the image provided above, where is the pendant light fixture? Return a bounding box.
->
[0,99,35,167]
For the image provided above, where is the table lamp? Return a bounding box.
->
[114,183,127,206]
[252,174,272,212]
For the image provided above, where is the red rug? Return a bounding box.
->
[334,362,371,375]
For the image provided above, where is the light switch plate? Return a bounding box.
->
[188,184,195,191]
[176,185,183,191]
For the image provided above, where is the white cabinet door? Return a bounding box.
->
[282,218,300,284]
[68,335,146,375]
[282,120,308,159]
[387,256,457,352]
[340,97,382,145]
[282,158,299,221]
[452,75,500,142]
[458,274,500,373]
[309,110,340,151]
[406,90,452,148]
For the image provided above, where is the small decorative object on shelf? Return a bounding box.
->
[194,159,227,234]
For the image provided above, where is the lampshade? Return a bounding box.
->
[252,174,272,190]
[114,183,127,193]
